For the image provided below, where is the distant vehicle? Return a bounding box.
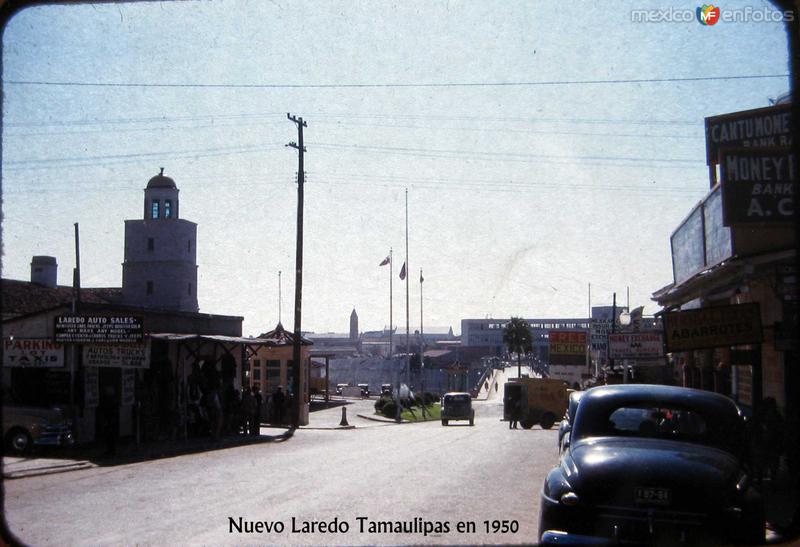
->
[335,383,349,396]
[380,383,392,395]
[3,404,74,455]
[539,384,765,545]
[558,390,584,453]
[504,378,569,429]
[357,383,370,397]
[440,392,474,426]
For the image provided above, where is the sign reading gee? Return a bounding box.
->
[663,303,763,352]
[548,330,587,366]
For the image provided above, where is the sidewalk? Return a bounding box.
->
[2,397,384,480]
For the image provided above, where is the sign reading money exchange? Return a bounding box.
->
[55,315,144,344]
[720,148,795,225]
[663,303,763,352]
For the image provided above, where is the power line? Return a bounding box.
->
[4,73,788,89]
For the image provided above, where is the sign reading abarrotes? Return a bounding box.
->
[663,303,763,352]
[608,332,664,359]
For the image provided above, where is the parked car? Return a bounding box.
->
[440,392,474,426]
[380,383,392,395]
[539,384,764,545]
[357,383,370,397]
[335,383,348,396]
[557,390,583,453]
[3,404,74,455]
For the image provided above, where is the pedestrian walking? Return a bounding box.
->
[251,385,263,436]
[272,386,285,425]
[240,387,254,435]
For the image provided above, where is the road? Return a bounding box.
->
[4,382,559,546]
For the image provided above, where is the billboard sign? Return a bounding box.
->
[55,315,144,343]
[705,103,792,165]
[608,332,664,359]
[3,339,64,368]
[720,148,795,225]
[83,344,149,368]
[663,303,763,352]
[548,330,587,366]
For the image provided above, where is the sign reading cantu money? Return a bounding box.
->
[548,330,587,366]
[663,303,763,352]
[705,103,792,165]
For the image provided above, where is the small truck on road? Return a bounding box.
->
[503,377,569,429]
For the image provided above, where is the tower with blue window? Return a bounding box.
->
[121,169,198,311]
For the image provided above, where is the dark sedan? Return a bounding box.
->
[558,390,583,453]
[539,384,764,545]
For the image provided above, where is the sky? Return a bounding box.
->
[0,0,792,337]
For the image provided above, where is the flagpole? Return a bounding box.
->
[389,248,393,359]
[420,268,426,416]
[405,189,410,390]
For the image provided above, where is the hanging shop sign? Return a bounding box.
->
[720,148,795,225]
[548,330,587,366]
[2,338,65,368]
[83,344,149,368]
[705,103,792,165]
[54,315,144,343]
[608,332,664,359]
[663,303,763,352]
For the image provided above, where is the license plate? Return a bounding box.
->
[635,487,671,506]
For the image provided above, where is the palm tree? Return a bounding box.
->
[503,317,533,378]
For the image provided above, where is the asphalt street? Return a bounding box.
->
[4,372,559,546]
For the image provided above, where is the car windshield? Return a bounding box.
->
[575,401,743,455]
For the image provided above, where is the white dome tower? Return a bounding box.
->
[121,169,199,311]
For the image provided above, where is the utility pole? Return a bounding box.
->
[278,270,282,325]
[287,113,307,429]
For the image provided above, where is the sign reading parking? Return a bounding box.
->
[55,315,144,343]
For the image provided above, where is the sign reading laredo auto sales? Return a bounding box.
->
[720,148,795,225]
[608,332,664,359]
[3,338,64,368]
[548,330,587,366]
[663,303,763,352]
[55,315,143,343]
[705,103,792,165]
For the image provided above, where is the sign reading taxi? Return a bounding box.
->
[3,339,65,368]
[663,303,763,352]
[548,330,587,366]
[608,332,664,359]
[54,315,144,344]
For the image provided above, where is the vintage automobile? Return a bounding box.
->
[3,404,74,455]
[557,390,583,453]
[440,392,474,426]
[539,384,765,545]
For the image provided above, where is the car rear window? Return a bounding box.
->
[576,402,742,454]
[445,395,470,403]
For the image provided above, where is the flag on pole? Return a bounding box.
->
[399,262,406,280]
[379,255,391,266]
